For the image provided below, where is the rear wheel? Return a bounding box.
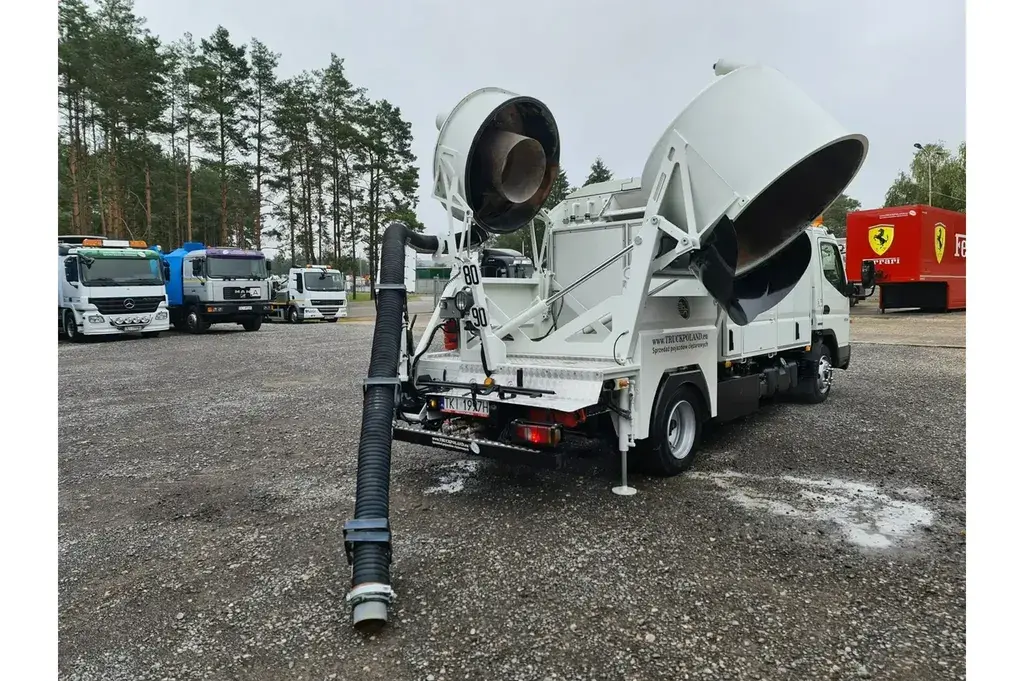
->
[636,385,705,477]
[62,309,83,343]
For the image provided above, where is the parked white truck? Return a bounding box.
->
[58,236,171,342]
[267,265,348,322]
[341,58,870,629]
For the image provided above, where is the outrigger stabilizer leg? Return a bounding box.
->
[611,382,637,497]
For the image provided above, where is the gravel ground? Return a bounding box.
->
[58,315,966,681]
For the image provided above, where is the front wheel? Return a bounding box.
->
[635,385,705,477]
[287,306,300,324]
[241,317,262,332]
[186,306,209,334]
[797,340,833,404]
[62,309,84,343]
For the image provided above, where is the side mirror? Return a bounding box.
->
[266,260,273,273]
[161,262,170,281]
[295,273,304,293]
[191,261,202,277]
[860,260,877,289]
[64,258,79,283]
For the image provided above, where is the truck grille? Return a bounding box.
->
[311,299,345,306]
[89,296,163,314]
[224,286,266,300]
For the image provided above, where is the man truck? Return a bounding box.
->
[844,204,966,312]
[158,242,272,333]
[267,265,348,323]
[58,236,171,342]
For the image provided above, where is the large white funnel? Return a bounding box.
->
[433,88,560,235]
[640,61,868,323]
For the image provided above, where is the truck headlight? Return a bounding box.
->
[87,315,104,323]
[155,310,168,320]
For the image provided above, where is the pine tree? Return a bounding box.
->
[583,157,613,186]
[317,55,364,269]
[168,32,203,242]
[356,99,420,296]
[248,38,279,250]
[195,26,252,245]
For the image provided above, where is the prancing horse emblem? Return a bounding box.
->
[869,224,894,256]
[934,223,946,263]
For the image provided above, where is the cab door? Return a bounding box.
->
[815,237,851,349]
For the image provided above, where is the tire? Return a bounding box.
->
[287,306,300,324]
[636,385,705,477]
[241,316,262,332]
[62,309,84,343]
[185,306,209,334]
[796,339,833,404]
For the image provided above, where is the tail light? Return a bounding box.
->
[511,421,561,447]
[443,319,459,350]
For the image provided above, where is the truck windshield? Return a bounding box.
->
[80,256,163,286]
[304,271,345,291]
[512,261,535,278]
[207,257,267,280]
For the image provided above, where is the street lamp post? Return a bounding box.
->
[913,142,933,206]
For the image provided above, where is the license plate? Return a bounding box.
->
[124,325,143,332]
[238,305,252,311]
[442,396,490,417]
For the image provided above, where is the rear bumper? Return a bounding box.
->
[392,424,563,469]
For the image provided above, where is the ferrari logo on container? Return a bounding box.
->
[934,223,946,263]
[869,224,894,256]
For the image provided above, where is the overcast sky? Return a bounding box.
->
[134,0,965,239]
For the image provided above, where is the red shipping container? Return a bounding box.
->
[845,204,966,312]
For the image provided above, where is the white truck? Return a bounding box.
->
[58,236,171,342]
[343,59,869,629]
[267,266,348,323]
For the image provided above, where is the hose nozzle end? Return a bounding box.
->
[347,583,396,632]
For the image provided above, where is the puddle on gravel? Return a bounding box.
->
[693,471,935,549]
[424,459,481,495]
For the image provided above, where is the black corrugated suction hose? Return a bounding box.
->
[344,222,439,631]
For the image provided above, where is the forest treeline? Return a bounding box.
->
[58,0,421,282]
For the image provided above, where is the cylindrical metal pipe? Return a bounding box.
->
[483,130,547,203]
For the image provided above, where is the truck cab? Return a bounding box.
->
[58,236,171,342]
[480,248,535,278]
[268,266,349,323]
[721,225,852,372]
[160,242,272,333]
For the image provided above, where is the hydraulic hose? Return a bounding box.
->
[344,222,439,631]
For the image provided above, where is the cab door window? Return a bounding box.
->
[820,241,846,293]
